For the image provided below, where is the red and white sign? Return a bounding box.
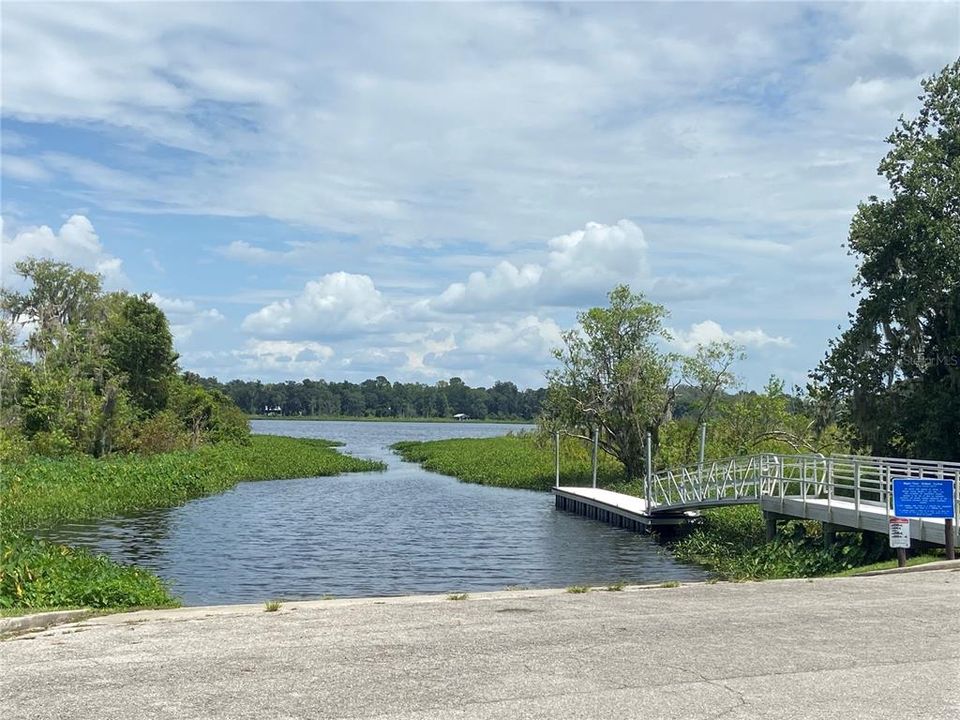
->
[888,517,911,548]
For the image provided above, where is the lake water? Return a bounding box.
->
[37,420,708,605]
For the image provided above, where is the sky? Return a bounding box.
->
[1,1,958,390]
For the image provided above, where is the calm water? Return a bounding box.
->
[36,420,708,604]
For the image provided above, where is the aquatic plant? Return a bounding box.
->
[392,433,624,491]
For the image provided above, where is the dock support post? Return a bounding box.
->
[946,518,956,561]
[764,511,779,541]
[823,522,838,549]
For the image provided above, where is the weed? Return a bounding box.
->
[670,505,897,581]
[605,581,627,591]
[392,434,624,491]
[264,599,282,612]
[566,585,590,594]
[447,593,468,601]
[658,581,681,588]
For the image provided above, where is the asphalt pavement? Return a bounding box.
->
[2,571,958,719]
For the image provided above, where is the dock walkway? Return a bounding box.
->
[554,452,959,545]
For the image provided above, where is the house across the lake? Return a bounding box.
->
[452,413,469,421]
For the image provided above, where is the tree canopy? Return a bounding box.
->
[812,60,960,460]
[541,285,738,478]
[1,259,246,458]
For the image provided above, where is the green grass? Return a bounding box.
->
[829,553,943,577]
[566,585,591,593]
[392,433,625,491]
[264,599,282,612]
[0,435,384,611]
[446,593,469,601]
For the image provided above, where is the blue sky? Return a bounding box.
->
[2,1,958,390]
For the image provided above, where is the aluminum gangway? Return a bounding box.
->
[554,453,960,546]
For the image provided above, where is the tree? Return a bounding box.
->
[101,293,179,415]
[1,259,101,363]
[542,285,736,479]
[812,61,960,460]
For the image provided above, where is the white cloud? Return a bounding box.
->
[241,339,334,365]
[401,332,458,376]
[6,2,953,249]
[218,240,281,264]
[0,214,125,287]
[150,294,197,314]
[433,220,650,312]
[169,308,225,344]
[241,272,392,339]
[460,315,563,359]
[147,293,225,344]
[669,320,792,353]
[2,155,51,182]
[2,3,953,389]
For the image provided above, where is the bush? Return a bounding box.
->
[670,505,890,580]
[0,533,176,609]
[130,410,189,454]
[0,427,30,464]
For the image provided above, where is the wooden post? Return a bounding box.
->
[897,547,907,568]
[946,518,956,561]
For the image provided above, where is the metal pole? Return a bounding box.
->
[554,431,560,489]
[591,427,599,489]
[698,422,706,465]
[645,431,653,510]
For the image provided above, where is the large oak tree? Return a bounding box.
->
[812,61,960,460]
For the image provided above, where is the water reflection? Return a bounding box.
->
[36,420,708,604]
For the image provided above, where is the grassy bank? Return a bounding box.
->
[392,433,625,491]
[1,435,384,611]
[394,434,930,579]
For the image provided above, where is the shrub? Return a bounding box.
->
[0,533,176,609]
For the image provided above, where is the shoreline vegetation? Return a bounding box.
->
[0,435,384,611]
[251,415,533,425]
[392,434,946,579]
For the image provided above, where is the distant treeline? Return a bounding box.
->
[187,373,778,423]
[188,374,549,420]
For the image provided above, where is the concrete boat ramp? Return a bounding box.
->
[2,571,958,719]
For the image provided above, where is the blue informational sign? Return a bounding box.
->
[892,479,956,519]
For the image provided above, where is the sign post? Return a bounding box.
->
[888,517,911,567]
[892,478,957,561]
